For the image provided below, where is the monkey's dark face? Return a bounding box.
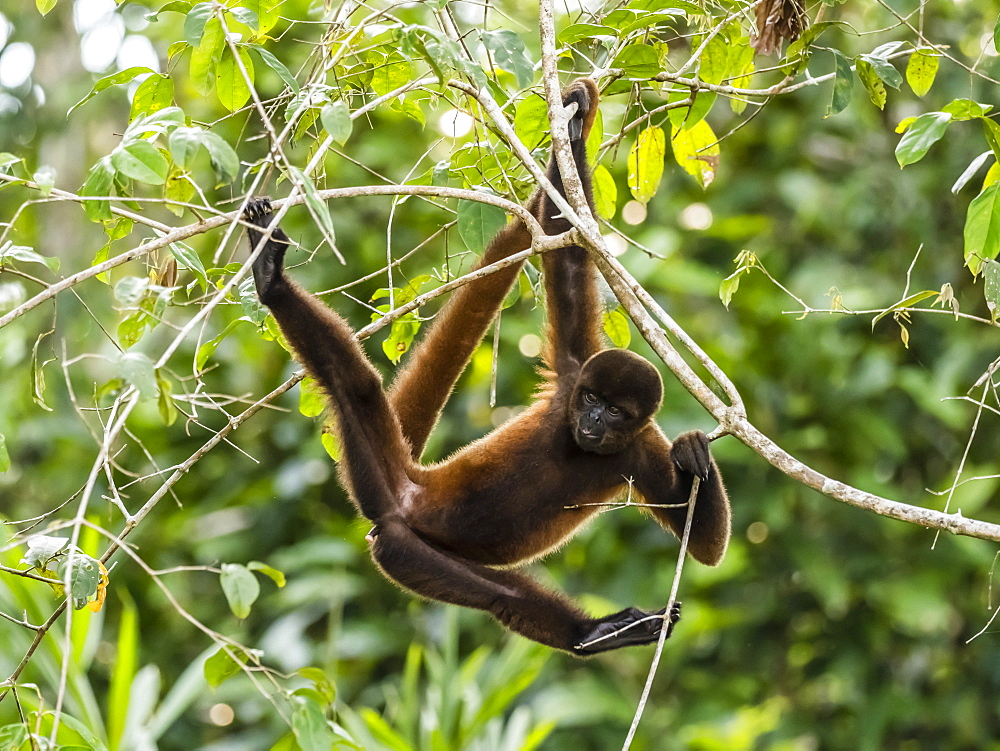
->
[568,350,663,455]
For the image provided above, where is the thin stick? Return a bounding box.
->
[621,475,700,750]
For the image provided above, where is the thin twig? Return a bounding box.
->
[622,476,700,750]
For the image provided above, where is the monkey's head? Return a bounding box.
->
[568,349,663,455]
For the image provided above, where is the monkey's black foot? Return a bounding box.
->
[672,431,712,481]
[243,196,291,305]
[562,78,598,142]
[573,602,682,655]
[244,196,275,226]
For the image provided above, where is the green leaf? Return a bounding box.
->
[513,93,548,149]
[248,561,287,587]
[130,73,174,121]
[204,646,250,688]
[169,241,208,288]
[36,0,57,14]
[217,46,254,111]
[628,125,666,202]
[112,141,169,185]
[895,111,951,167]
[200,131,240,182]
[984,259,1000,321]
[994,13,1000,56]
[196,319,243,369]
[827,50,853,116]
[107,597,138,750]
[982,118,1000,163]
[857,51,902,89]
[68,67,154,115]
[320,102,353,146]
[952,151,992,195]
[870,290,939,328]
[368,51,413,97]
[0,433,10,473]
[906,48,939,97]
[602,305,631,347]
[671,119,719,189]
[289,167,337,250]
[457,197,507,253]
[942,99,991,121]
[220,563,260,619]
[31,328,55,411]
[22,535,69,568]
[668,87,714,130]
[700,29,732,85]
[228,6,258,30]
[156,369,177,426]
[856,59,887,110]
[321,429,341,461]
[0,240,60,272]
[251,46,299,94]
[118,351,157,397]
[299,376,326,418]
[168,127,239,183]
[611,44,661,78]
[57,553,101,604]
[558,23,615,45]
[291,695,340,751]
[242,0,282,34]
[168,126,203,170]
[592,163,617,220]
[482,29,534,88]
[146,1,193,22]
[190,17,224,95]
[0,724,28,748]
[184,2,215,46]
[359,707,411,751]
[964,183,1000,275]
[81,157,115,222]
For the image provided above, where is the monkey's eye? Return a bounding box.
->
[583,391,598,405]
[607,405,621,417]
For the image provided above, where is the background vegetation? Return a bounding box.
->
[2,0,1000,748]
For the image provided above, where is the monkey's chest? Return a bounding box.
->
[417,445,630,565]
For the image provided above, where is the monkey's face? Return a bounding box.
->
[568,350,663,455]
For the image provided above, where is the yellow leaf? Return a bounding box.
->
[627,126,665,204]
[671,120,720,189]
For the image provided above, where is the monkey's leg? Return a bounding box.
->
[370,518,678,654]
[245,199,411,521]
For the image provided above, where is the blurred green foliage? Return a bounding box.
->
[2,0,1000,749]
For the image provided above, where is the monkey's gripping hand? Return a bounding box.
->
[244,197,291,306]
[561,78,597,142]
[671,430,713,481]
[573,602,682,655]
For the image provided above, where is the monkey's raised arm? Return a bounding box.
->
[538,79,604,376]
[388,78,604,457]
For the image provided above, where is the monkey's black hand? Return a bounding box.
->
[672,430,712,481]
[562,78,597,142]
[573,602,682,655]
[244,197,292,305]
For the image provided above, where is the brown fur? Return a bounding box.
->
[244,79,730,655]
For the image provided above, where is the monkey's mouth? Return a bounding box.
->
[575,426,605,451]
